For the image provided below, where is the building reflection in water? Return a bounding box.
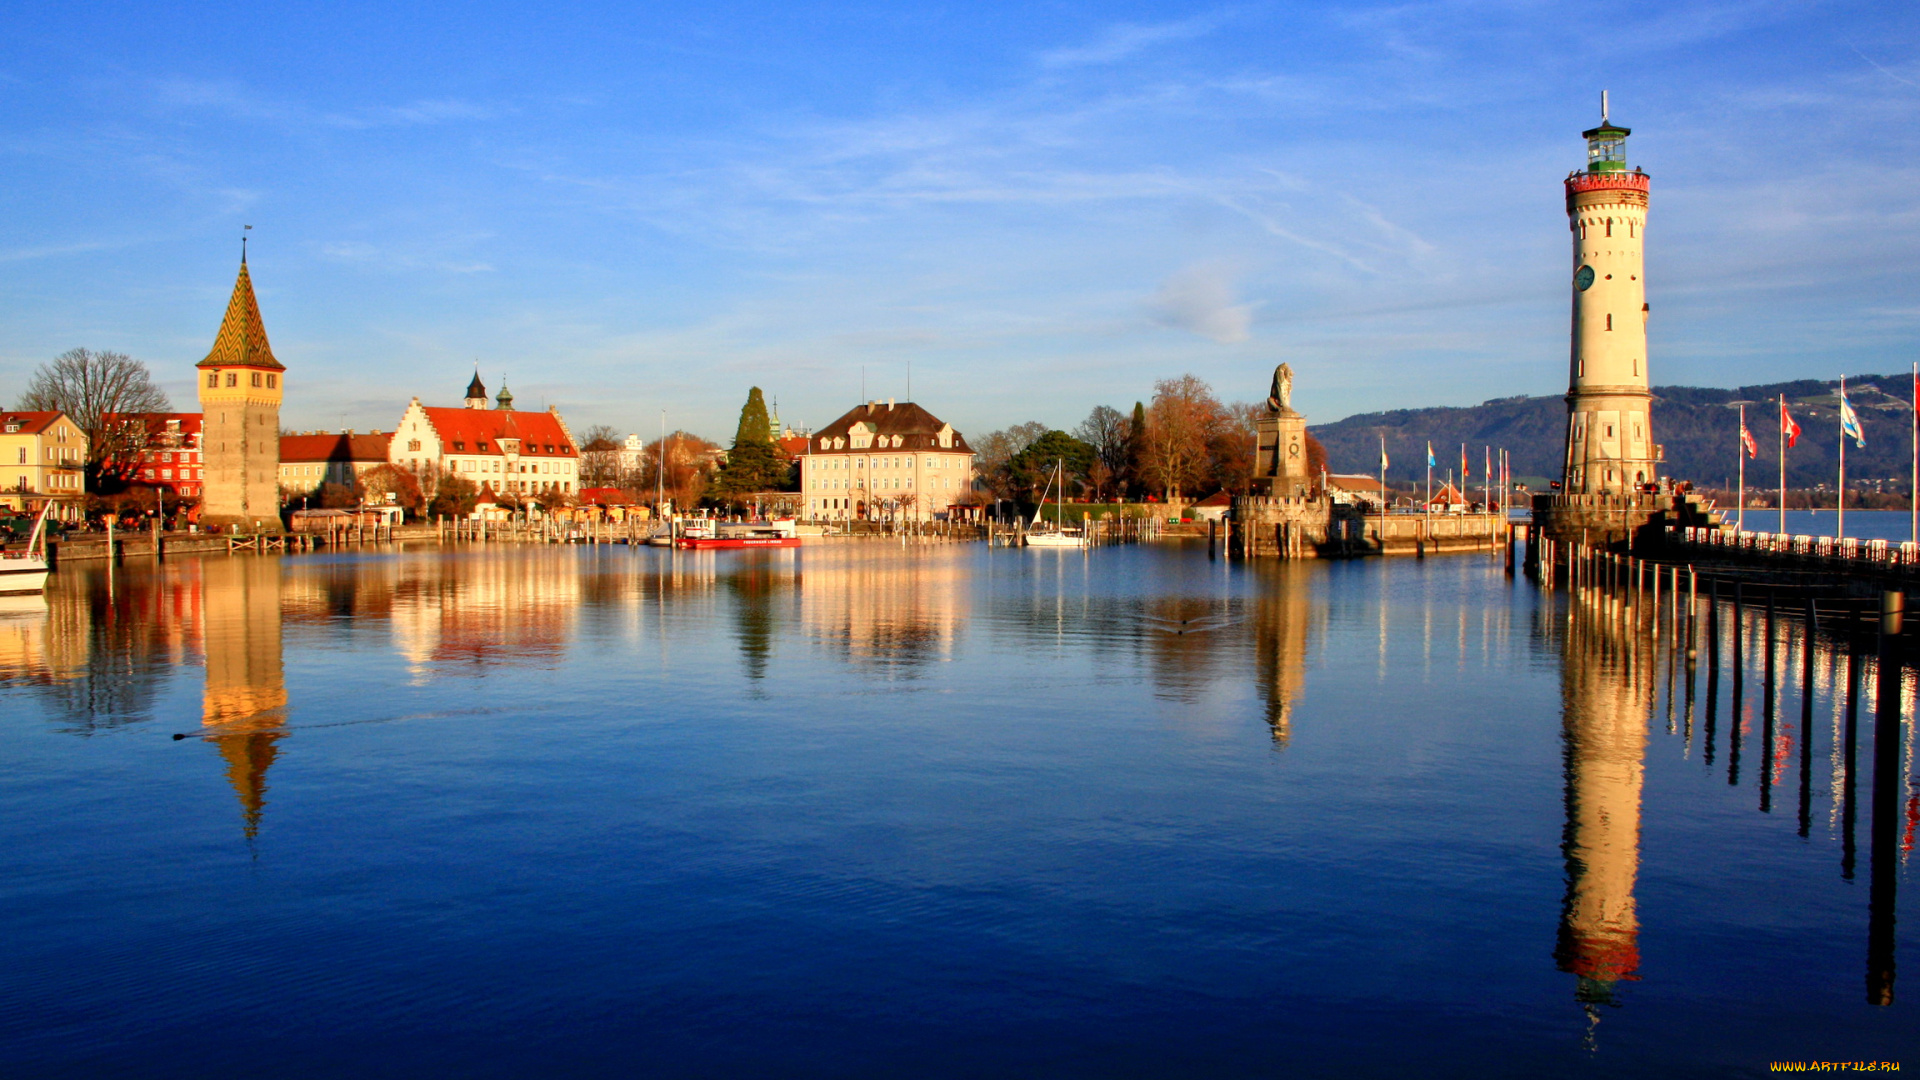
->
[1551,591,1649,1040]
[199,556,287,839]
[1250,562,1313,747]
[796,549,963,676]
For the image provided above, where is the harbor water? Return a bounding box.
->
[0,543,1914,1077]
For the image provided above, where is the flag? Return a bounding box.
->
[1840,390,1866,448]
[1379,438,1389,472]
[1426,442,1436,468]
[1782,401,1801,448]
[1460,444,1469,480]
[1740,423,1758,459]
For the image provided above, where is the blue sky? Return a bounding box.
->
[2,1,1916,442]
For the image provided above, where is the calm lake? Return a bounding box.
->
[0,542,1914,1077]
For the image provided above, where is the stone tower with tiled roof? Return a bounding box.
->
[197,254,284,530]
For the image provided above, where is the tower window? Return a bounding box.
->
[1606,314,1613,331]
[251,372,262,387]
[207,372,217,388]
[225,373,237,387]
[1606,219,1613,237]
[266,374,276,389]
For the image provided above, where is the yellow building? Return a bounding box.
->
[197,253,284,530]
[800,400,975,522]
[0,411,86,521]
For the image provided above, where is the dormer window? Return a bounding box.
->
[477,441,490,451]
[454,441,467,451]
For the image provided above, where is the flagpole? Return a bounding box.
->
[1910,361,1916,544]
[1779,394,1787,535]
[1425,442,1432,516]
[1738,403,1746,532]
[1378,435,1388,547]
[1840,375,1851,540]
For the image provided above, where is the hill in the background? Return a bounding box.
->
[1312,375,1916,490]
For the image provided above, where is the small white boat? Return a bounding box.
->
[0,503,54,596]
[1025,459,1088,548]
[1026,528,1087,548]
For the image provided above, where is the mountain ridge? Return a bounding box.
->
[1312,374,1917,489]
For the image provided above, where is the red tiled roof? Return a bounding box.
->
[1194,491,1233,507]
[419,407,577,458]
[578,487,634,505]
[808,401,972,454]
[0,411,67,435]
[280,432,392,463]
[777,434,809,461]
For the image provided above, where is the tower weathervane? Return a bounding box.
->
[242,223,251,262]
[1601,90,1609,123]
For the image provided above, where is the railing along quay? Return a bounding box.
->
[1669,526,1920,574]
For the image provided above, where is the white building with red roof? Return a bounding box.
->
[389,374,582,500]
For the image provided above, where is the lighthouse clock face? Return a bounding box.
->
[1575,265,1596,291]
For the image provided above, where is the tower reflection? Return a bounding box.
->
[1250,562,1313,746]
[1552,593,1649,1029]
[199,556,287,839]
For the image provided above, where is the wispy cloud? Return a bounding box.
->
[1150,264,1254,343]
[151,78,502,130]
[1039,14,1227,68]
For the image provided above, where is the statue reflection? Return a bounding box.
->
[1552,592,1649,1040]
[199,556,287,839]
[1250,562,1313,747]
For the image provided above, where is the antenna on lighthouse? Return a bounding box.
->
[1601,90,1609,123]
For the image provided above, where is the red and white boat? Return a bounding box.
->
[675,518,801,550]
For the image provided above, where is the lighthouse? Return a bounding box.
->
[1561,94,1656,495]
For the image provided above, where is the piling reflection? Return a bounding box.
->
[1551,585,1649,1033]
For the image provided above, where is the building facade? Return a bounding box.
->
[113,413,205,499]
[1562,101,1658,494]
[390,374,581,499]
[197,255,284,530]
[0,411,86,519]
[800,400,974,521]
[279,431,394,497]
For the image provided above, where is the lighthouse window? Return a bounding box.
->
[1606,314,1613,331]
[1605,219,1613,237]
[1606,425,1615,439]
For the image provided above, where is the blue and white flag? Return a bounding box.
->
[1840,391,1866,448]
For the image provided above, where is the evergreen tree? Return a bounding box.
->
[735,387,772,448]
[1127,401,1149,498]
[711,387,795,504]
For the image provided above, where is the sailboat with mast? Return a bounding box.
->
[0,502,55,595]
[1025,459,1088,548]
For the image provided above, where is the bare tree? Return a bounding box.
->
[971,420,1049,500]
[1075,405,1131,499]
[641,431,720,510]
[577,424,624,488]
[1140,375,1225,502]
[18,349,171,488]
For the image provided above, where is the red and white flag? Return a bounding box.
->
[1781,399,1801,448]
[1740,422,1758,459]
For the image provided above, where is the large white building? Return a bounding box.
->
[390,374,582,499]
[801,399,974,521]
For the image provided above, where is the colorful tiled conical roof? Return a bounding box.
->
[197,258,283,371]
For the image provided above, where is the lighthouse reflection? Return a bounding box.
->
[1551,590,1649,1032]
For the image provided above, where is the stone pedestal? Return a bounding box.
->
[1255,409,1309,497]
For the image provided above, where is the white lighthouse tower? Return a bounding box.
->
[1561,94,1656,495]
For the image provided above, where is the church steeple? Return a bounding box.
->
[465,367,488,410]
[496,377,514,411]
[197,259,283,371]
